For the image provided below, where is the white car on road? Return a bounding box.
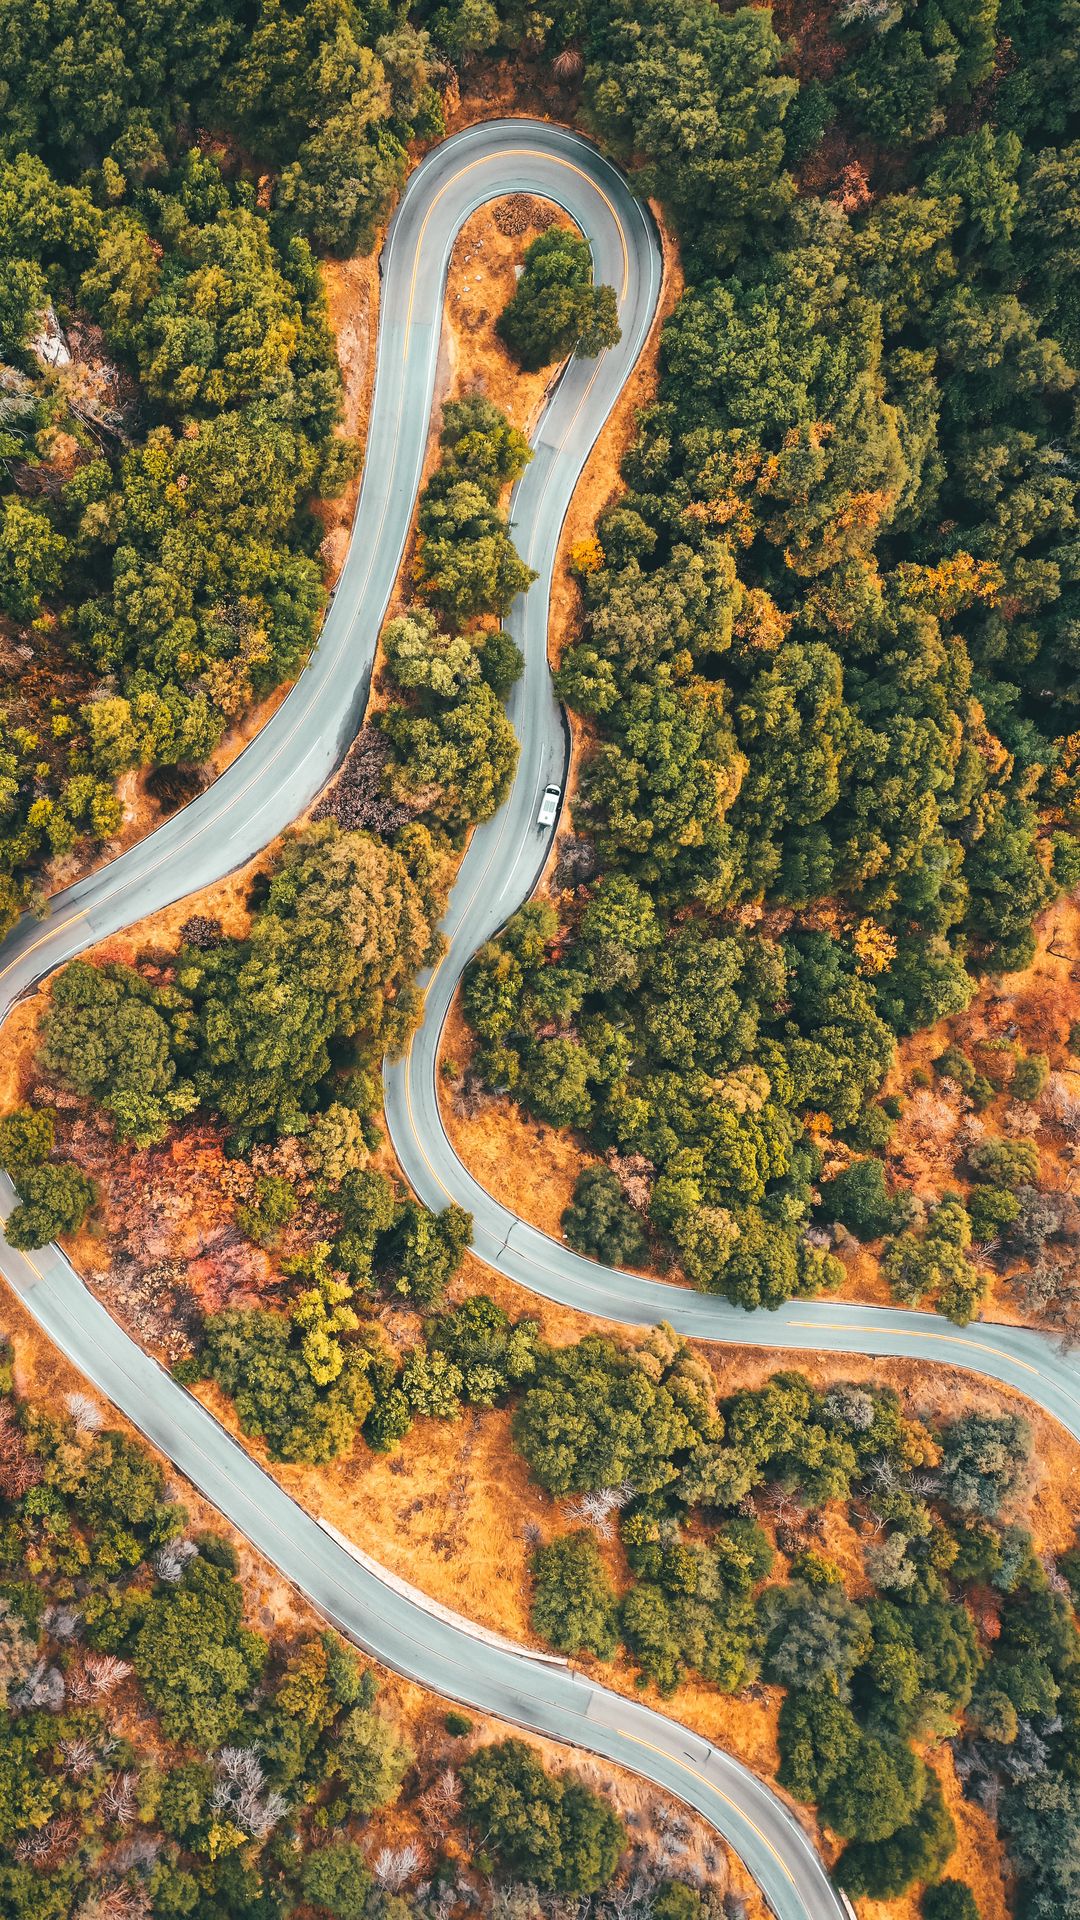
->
[537,784,561,829]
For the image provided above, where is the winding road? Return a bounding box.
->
[0,117,1073,1916]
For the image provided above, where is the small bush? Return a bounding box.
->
[562,1165,647,1267]
[1011,1051,1049,1101]
[966,1185,1020,1241]
[6,1161,95,1248]
[922,1881,980,1920]
[531,1532,619,1659]
[820,1158,908,1240]
[967,1138,1040,1188]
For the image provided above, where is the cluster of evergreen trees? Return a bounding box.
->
[461,0,1080,1316]
[0,1344,417,1919]
[513,1325,1077,1912]
[2,1344,680,1916]
[0,0,448,939]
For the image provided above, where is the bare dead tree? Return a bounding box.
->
[10,1658,65,1712]
[178,914,224,950]
[245,1788,289,1837]
[373,1842,425,1891]
[75,1885,153,1920]
[66,1391,104,1432]
[43,1603,82,1641]
[0,1400,43,1499]
[110,1832,163,1874]
[102,1771,139,1827]
[13,1815,78,1864]
[82,1651,132,1697]
[313,726,417,835]
[563,1483,634,1539]
[60,1736,100,1778]
[153,1538,199,1583]
[417,1765,463,1837]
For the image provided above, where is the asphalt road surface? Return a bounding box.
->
[0,118,1071,1917]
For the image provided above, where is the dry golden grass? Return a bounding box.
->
[2,1283,766,1896]
[440,998,589,1242]
[825,891,1080,1328]
[41,247,382,901]
[310,249,382,586]
[548,197,683,670]
[170,1275,1073,1920]
[2,109,1069,1916]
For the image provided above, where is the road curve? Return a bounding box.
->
[0,122,851,1920]
[0,1215,844,1920]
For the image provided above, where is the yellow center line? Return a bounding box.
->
[614,1730,797,1886]
[786,1319,1043,1375]
[0,148,633,1009]
[0,909,89,987]
[404,148,631,339]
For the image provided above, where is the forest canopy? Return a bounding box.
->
[0,0,446,941]
[456,0,1080,1319]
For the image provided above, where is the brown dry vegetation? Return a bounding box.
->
[19,251,380,908]
[3,996,1054,1920]
[0,175,641,1353]
[441,994,590,1244]
[368,188,577,668]
[1,1288,768,1909]
[445,56,586,139]
[443,871,1080,1327]
[190,1319,1036,1920]
[829,891,1080,1324]
[2,106,1072,1920]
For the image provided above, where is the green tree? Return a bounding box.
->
[939,1412,1032,1518]
[562,1165,647,1267]
[236,1172,298,1247]
[883,1200,987,1325]
[382,677,519,823]
[184,823,429,1144]
[333,1705,412,1814]
[427,1294,540,1406]
[839,1776,956,1901]
[967,1138,1040,1188]
[922,1883,980,1920]
[5,1162,96,1249]
[531,1532,619,1659]
[1003,1774,1080,1920]
[579,873,661,991]
[303,1103,368,1183]
[133,1557,267,1748]
[300,1842,372,1918]
[400,1347,463,1420]
[416,484,536,624]
[966,1185,1020,1242]
[0,498,70,622]
[763,1582,873,1700]
[390,1201,472,1306]
[497,226,620,370]
[820,1158,909,1240]
[39,960,196,1147]
[332,1166,400,1285]
[200,1309,374,1463]
[585,0,795,267]
[823,1733,927,1845]
[0,1105,54,1180]
[513,1336,702,1497]
[463,1739,626,1892]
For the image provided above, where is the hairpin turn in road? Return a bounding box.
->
[1,119,1074,1920]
